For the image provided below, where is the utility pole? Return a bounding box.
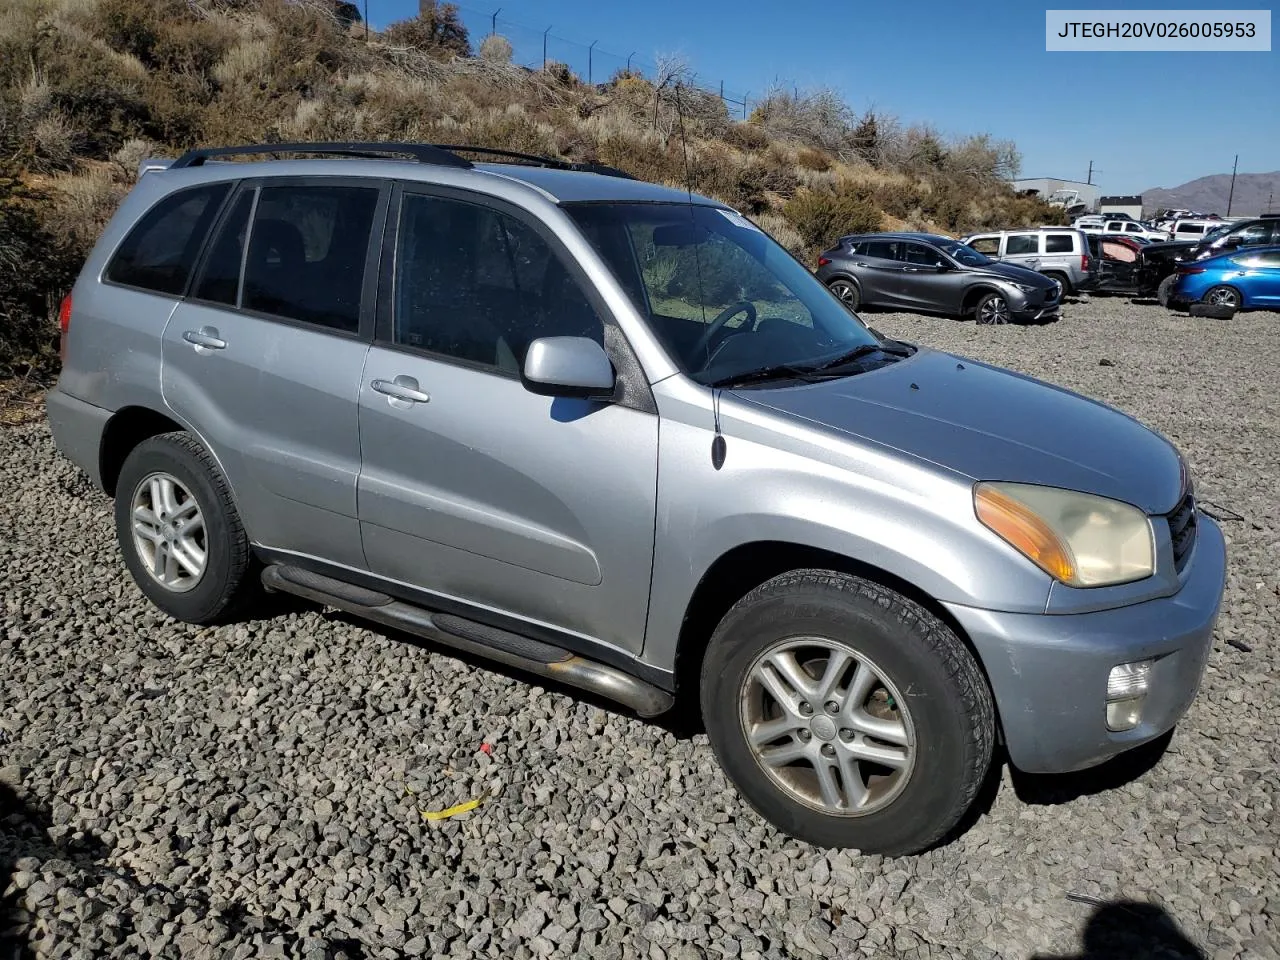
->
[588,40,598,85]
[542,25,551,70]
[1087,160,1094,185]
[363,0,368,40]
[490,8,500,36]
[1226,154,1239,216]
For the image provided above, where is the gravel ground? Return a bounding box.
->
[2,295,1278,960]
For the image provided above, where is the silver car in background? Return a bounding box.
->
[960,227,1097,298]
[47,141,1226,856]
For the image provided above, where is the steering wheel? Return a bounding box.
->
[690,301,757,369]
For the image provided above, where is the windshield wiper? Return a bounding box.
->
[708,363,825,388]
[811,340,912,371]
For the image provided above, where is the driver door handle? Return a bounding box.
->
[182,328,226,350]
[372,377,431,404]
[902,266,922,272]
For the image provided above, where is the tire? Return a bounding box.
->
[700,570,995,856]
[1201,285,1241,311]
[1156,273,1176,308]
[113,431,258,624]
[1045,273,1070,299]
[827,278,861,312]
[974,291,1011,325]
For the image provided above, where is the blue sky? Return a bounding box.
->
[368,0,1278,194]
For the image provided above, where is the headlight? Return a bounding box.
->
[1012,282,1038,293]
[974,482,1155,587]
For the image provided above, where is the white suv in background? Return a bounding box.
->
[1079,219,1171,242]
[959,228,1096,297]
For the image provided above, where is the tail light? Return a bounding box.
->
[1178,267,1205,275]
[818,256,831,267]
[1081,254,1091,272]
[58,293,73,361]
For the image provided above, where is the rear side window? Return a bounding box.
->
[240,184,380,331]
[105,183,229,295]
[1044,234,1074,253]
[862,241,898,260]
[193,190,255,306]
[1005,234,1039,255]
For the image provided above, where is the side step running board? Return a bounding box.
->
[261,564,674,718]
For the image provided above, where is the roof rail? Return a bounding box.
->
[168,142,474,170]
[433,144,637,180]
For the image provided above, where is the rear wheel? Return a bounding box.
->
[1046,273,1070,299]
[828,278,861,312]
[700,570,995,856]
[974,292,1011,325]
[1156,273,1176,307]
[114,432,259,624]
[1202,285,1241,311]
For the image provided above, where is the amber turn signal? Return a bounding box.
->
[974,483,1076,583]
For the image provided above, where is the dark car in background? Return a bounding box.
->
[1144,215,1280,304]
[816,232,1060,325]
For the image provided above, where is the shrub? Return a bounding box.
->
[382,1,470,58]
[479,33,513,63]
[795,147,832,172]
[782,185,882,254]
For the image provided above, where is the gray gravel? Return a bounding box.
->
[3,295,1279,960]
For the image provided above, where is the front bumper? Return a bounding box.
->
[1011,299,1061,322]
[943,513,1226,774]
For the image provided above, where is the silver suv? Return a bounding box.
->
[47,142,1226,856]
[961,228,1097,297]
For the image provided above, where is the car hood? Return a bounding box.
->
[737,347,1183,514]
[968,261,1055,287]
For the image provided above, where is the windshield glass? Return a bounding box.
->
[565,202,884,385]
[1200,225,1231,244]
[934,238,991,266]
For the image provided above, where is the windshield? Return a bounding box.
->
[934,238,991,266]
[565,202,886,385]
[1200,225,1231,244]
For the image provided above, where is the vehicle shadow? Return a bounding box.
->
[1008,729,1174,805]
[1030,899,1206,959]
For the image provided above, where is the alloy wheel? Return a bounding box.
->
[130,472,208,593]
[740,638,915,817]
[977,296,1010,325]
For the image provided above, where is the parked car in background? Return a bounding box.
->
[46,140,1227,857]
[1168,245,1280,315]
[1169,219,1222,243]
[959,228,1096,297]
[1079,219,1172,242]
[816,232,1061,324]
[1084,234,1148,295]
[1141,215,1280,304]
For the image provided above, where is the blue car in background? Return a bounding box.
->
[1169,245,1280,313]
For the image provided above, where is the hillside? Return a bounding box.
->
[1144,171,1280,217]
[0,0,1064,384]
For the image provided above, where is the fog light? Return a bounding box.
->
[1106,660,1153,732]
[1107,661,1151,699]
[1106,698,1144,731]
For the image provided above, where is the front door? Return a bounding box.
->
[356,185,659,654]
[891,242,963,312]
[162,177,386,569]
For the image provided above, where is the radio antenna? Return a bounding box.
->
[673,82,726,470]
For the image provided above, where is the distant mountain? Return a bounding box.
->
[1142,171,1280,217]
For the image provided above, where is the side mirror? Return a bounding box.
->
[521,336,616,400]
[933,262,951,272]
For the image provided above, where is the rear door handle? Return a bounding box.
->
[372,376,431,404]
[855,262,870,267]
[183,328,226,350]
[902,266,921,272]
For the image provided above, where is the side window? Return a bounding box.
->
[1239,251,1280,268]
[1233,223,1269,247]
[967,237,1000,256]
[392,193,604,373]
[862,241,896,260]
[1044,234,1074,253]
[241,184,379,332]
[193,189,255,305]
[1125,223,1143,234]
[1005,234,1039,255]
[105,183,230,295]
[902,243,944,266]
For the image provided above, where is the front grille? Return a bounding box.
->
[1167,492,1198,573]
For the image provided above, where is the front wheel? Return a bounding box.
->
[974,292,1011,325]
[700,570,995,856]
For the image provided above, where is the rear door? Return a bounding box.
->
[848,239,904,305]
[162,177,387,568]
[355,183,659,654]
[1002,232,1041,273]
[1235,250,1280,305]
